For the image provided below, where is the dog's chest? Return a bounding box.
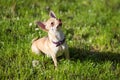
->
[48,30,66,57]
[54,44,66,57]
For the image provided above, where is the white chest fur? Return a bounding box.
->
[53,43,66,57]
[48,30,66,57]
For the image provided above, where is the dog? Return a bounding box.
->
[31,11,69,68]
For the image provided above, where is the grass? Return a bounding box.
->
[0,0,120,80]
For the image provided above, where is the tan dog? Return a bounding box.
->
[31,11,69,68]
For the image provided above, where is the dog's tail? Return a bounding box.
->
[31,37,39,43]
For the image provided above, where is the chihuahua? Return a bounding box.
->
[31,11,69,68]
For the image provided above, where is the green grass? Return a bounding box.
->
[0,0,120,80]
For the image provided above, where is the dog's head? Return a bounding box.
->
[37,11,62,32]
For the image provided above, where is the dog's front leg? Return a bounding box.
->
[51,54,57,68]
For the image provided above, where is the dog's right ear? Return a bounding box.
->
[36,21,48,32]
[49,11,56,18]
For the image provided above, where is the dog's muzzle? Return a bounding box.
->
[58,19,62,27]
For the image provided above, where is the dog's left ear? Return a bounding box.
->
[50,11,56,18]
[36,21,48,32]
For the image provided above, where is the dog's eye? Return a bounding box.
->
[51,22,54,26]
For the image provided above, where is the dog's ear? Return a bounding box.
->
[36,21,48,32]
[49,11,56,18]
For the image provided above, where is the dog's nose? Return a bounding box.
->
[58,19,62,26]
[58,19,61,22]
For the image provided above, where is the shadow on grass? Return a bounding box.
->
[69,47,120,63]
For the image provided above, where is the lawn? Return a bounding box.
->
[0,0,120,80]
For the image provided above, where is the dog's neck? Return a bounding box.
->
[48,30,65,43]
